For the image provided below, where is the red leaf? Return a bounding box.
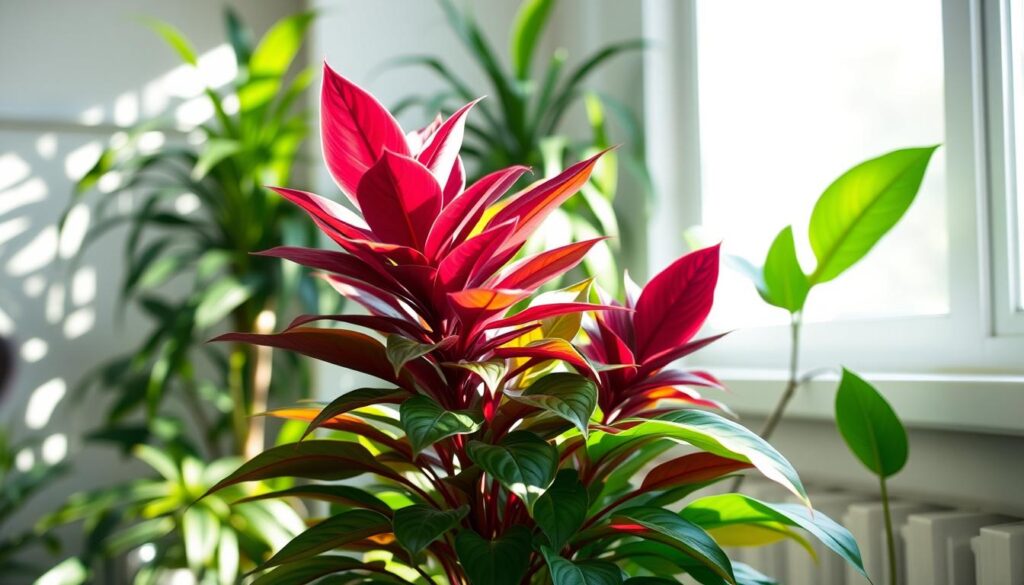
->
[213,327,399,385]
[417,99,479,188]
[442,156,465,207]
[492,339,591,372]
[321,273,422,323]
[633,244,720,362]
[487,150,607,253]
[356,150,441,250]
[448,288,529,338]
[638,332,729,376]
[271,187,372,241]
[285,313,429,340]
[256,246,408,300]
[629,368,726,394]
[494,238,606,291]
[486,303,626,331]
[424,166,529,261]
[321,63,409,204]
[640,452,752,492]
[436,220,517,293]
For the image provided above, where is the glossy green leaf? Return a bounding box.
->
[455,525,533,585]
[759,226,808,312]
[510,0,555,80]
[534,469,588,550]
[808,146,938,284]
[543,546,623,585]
[386,335,446,376]
[587,410,807,505]
[509,372,597,437]
[399,395,483,455]
[301,388,408,440]
[683,494,866,578]
[617,507,734,583]
[467,431,558,513]
[183,506,220,569]
[251,555,377,585]
[835,368,908,478]
[393,504,468,555]
[446,360,507,393]
[261,510,391,568]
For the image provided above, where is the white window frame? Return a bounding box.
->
[641,0,1024,435]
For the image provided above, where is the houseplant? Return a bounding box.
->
[42,8,319,583]
[390,0,649,294]
[201,63,870,584]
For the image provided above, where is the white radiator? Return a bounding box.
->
[729,481,1024,584]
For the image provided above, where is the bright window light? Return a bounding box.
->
[696,0,947,328]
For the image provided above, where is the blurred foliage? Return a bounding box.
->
[43,7,326,582]
[388,0,651,294]
[0,430,67,576]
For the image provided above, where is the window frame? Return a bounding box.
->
[640,0,1024,435]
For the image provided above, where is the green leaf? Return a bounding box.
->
[759,226,809,313]
[234,484,391,516]
[194,276,256,329]
[203,441,395,496]
[681,494,867,579]
[446,359,507,393]
[142,18,198,66]
[240,11,316,112]
[217,525,239,585]
[191,138,242,180]
[509,372,597,437]
[261,510,391,568]
[835,368,908,478]
[251,556,378,585]
[183,506,219,570]
[617,507,734,584]
[301,388,408,440]
[386,335,447,376]
[399,395,483,455]
[542,547,623,585]
[510,0,556,80]
[224,6,254,66]
[393,504,468,555]
[33,557,89,585]
[587,410,807,505]
[467,431,558,514]
[808,146,938,284]
[455,525,533,585]
[534,469,588,550]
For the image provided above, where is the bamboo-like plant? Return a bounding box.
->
[43,8,324,583]
[390,0,650,295]
[199,63,871,585]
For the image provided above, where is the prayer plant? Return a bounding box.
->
[201,65,871,585]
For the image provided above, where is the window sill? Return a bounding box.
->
[713,368,1024,437]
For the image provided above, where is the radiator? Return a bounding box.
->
[728,481,1024,584]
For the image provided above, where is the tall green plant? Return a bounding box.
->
[389,0,649,294]
[45,8,322,582]
[835,369,909,585]
[729,146,938,443]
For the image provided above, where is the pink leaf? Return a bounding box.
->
[321,63,409,204]
[436,220,517,293]
[270,187,372,241]
[417,99,479,188]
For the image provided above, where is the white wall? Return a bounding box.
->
[0,0,303,572]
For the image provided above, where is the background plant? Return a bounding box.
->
[200,63,872,585]
[389,0,650,295]
[45,8,324,582]
[726,146,938,444]
[835,368,909,585]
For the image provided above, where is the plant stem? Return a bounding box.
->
[880,475,899,585]
[228,345,248,455]
[731,312,802,493]
[759,311,802,440]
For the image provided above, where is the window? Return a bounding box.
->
[641,0,1024,433]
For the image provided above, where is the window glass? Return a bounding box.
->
[695,0,947,328]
